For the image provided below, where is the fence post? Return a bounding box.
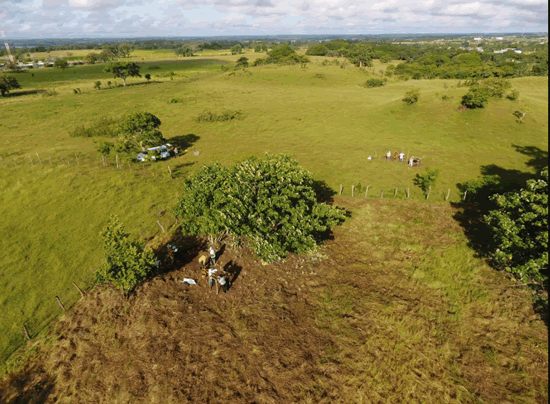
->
[55,295,66,311]
[49,156,52,165]
[75,153,80,165]
[463,190,468,201]
[365,186,370,198]
[339,184,343,196]
[29,156,34,165]
[380,190,384,199]
[394,187,398,198]
[36,153,42,164]
[116,154,119,169]
[157,220,165,233]
[14,157,17,166]
[407,188,410,199]
[351,185,354,197]
[23,325,31,340]
[73,282,85,298]
[168,166,173,179]
[445,189,451,201]
[426,186,432,200]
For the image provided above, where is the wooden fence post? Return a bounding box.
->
[29,156,34,165]
[380,190,384,199]
[445,189,451,201]
[394,187,398,198]
[116,154,119,169]
[157,220,165,233]
[168,166,173,179]
[351,185,355,197]
[14,157,17,166]
[35,153,42,164]
[73,282,85,298]
[23,325,31,340]
[75,153,80,165]
[365,186,370,198]
[407,188,410,199]
[463,190,468,201]
[55,295,66,311]
[339,184,343,196]
[426,186,432,200]
[49,156,52,165]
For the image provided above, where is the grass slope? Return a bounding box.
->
[0,198,547,403]
[0,56,547,364]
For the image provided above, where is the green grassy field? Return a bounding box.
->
[0,54,547,365]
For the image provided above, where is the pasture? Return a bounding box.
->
[0,54,547,372]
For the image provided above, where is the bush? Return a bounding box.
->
[73,88,81,94]
[69,116,119,137]
[478,78,512,98]
[413,167,439,197]
[194,110,244,122]
[461,86,489,109]
[506,89,520,101]
[94,81,101,90]
[94,215,157,296]
[402,88,420,105]
[169,98,184,104]
[148,65,161,70]
[484,167,548,291]
[174,154,346,262]
[362,78,385,88]
[458,175,502,202]
[95,140,114,156]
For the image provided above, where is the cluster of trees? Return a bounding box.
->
[175,45,194,57]
[252,45,309,67]
[85,43,133,64]
[460,78,517,109]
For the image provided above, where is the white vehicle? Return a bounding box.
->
[137,143,172,162]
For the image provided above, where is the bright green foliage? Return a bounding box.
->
[461,85,489,109]
[506,89,520,101]
[175,46,194,57]
[402,88,420,105]
[306,44,328,56]
[175,154,346,262]
[235,57,249,68]
[194,110,243,122]
[95,140,114,156]
[0,75,21,96]
[231,44,243,55]
[95,215,157,296]
[484,168,548,288]
[345,44,374,68]
[103,62,141,87]
[116,112,165,152]
[53,59,69,70]
[362,78,385,88]
[266,45,309,66]
[413,167,440,196]
[478,78,512,98]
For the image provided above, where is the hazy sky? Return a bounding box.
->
[1,0,548,38]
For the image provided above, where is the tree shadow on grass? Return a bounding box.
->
[2,89,46,98]
[169,162,195,178]
[169,134,200,150]
[312,179,336,204]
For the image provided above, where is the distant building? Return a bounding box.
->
[474,37,482,41]
[496,37,504,40]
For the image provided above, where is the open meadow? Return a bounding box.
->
[0,52,548,401]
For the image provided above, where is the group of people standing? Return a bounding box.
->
[382,150,417,167]
[199,246,231,294]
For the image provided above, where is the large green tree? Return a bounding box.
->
[95,215,157,296]
[54,59,69,70]
[345,44,374,68]
[116,112,165,152]
[175,45,194,57]
[175,154,345,262]
[103,62,141,87]
[0,75,21,96]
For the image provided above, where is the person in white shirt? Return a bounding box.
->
[386,151,391,160]
[208,267,218,289]
[367,156,372,160]
[408,157,414,167]
[399,152,405,163]
[218,276,229,293]
[209,246,216,265]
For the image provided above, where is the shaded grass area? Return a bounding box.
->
[0,199,547,403]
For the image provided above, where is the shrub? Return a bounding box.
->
[461,86,489,109]
[94,215,157,296]
[95,140,114,156]
[174,154,346,262]
[169,98,184,104]
[145,73,151,82]
[402,88,420,105]
[478,78,512,98]
[458,175,502,202]
[69,116,120,137]
[94,81,101,90]
[413,167,440,197]
[194,110,244,122]
[362,78,385,88]
[235,57,249,68]
[148,65,161,70]
[506,89,520,101]
[484,167,548,290]
[73,88,81,94]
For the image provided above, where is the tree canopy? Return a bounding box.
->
[175,46,194,57]
[174,154,345,262]
[54,59,69,70]
[103,62,141,86]
[0,75,21,97]
[115,112,165,152]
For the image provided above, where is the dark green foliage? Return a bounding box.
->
[484,168,548,290]
[0,75,21,96]
[265,45,309,66]
[235,57,249,68]
[94,81,101,90]
[458,175,502,202]
[461,85,489,109]
[72,88,81,94]
[252,58,266,66]
[95,140,114,155]
[116,112,165,152]
[402,88,420,105]
[148,65,161,70]
[174,154,346,262]
[103,62,141,87]
[231,44,243,55]
[362,78,385,88]
[344,44,374,68]
[175,46,194,57]
[413,167,439,196]
[85,52,98,64]
[145,74,151,82]
[69,116,119,138]
[54,59,69,70]
[94,215,157,296]
[306,44,328,56]
[194,110,244,122]
[478,78,512,98]
[169,98,183,103]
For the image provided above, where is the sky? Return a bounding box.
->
[0,0,548,39]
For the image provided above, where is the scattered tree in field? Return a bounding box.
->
[235,57,249,68]
[94,215,157,297]
[461,86,489,109]
[231,44,243,55]
[506,89,520,101]
[117,43,133,58]
[402,88,420,105]
[95,140,114,155]
[175,46,194,57]
[0,75,21,96]
[413,167,439,197]
[362,78,385,88]
[98,51,113,63]
[94,81,101,90]
[54,59,69,70]
[484,167,548,290]
[145,73,151,82]
[116,112,165,152]
[174,154,346,262]
[85,52,99,64]
[306,44,328,56]
[345,44,374,68]
[103,62,141,87]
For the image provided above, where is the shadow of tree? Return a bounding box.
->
[512,144,549,172]
[2,89,46,98]
[168,134,200,150]
[0,364,55,404]
[169,162,195,178]
[312,179,336,204]
[223,260,242,291]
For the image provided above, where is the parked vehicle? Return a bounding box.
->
[137,144,172,162]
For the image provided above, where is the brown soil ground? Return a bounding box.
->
[0,198,547,404]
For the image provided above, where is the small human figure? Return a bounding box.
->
[174,147,179,156]
[208,267,218,289]
[367,156,372,160]
[209,246,216,265]
[408,157,414,167]
[198,255,207,269]
[386,151,391,160]
[167,244,178,264]
[399,152,405,163]
[218,275,229,293]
